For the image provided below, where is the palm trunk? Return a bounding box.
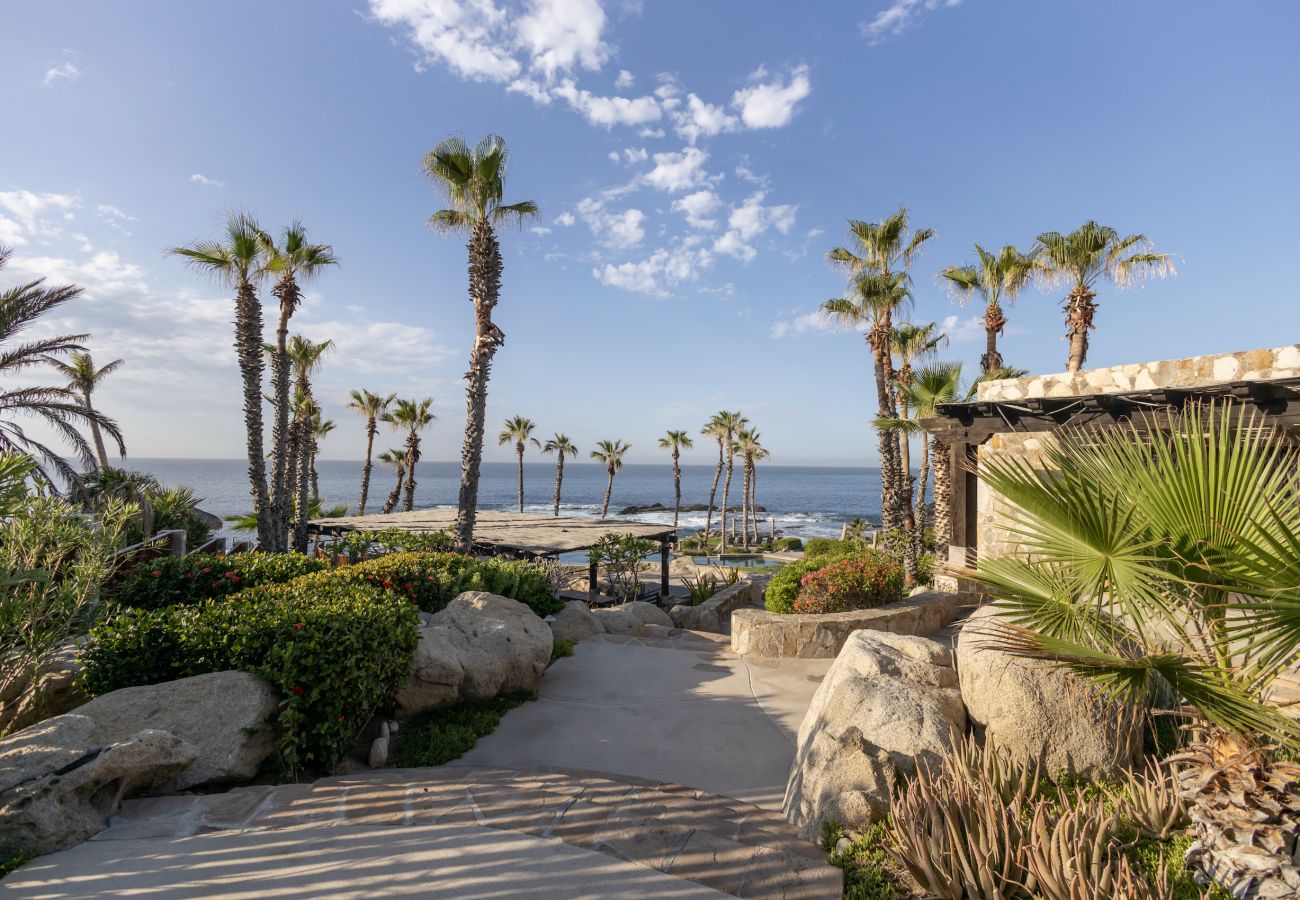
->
[310,442,320,501]
[552,454,564,516]
[268,281,297,553]
[293,414,311,552]
[516,443,525,513]
[1064,286,1096,373]
[82,391,110,470]
[869,325,904,535]
[982,299,1006,374]
[750,463,760,545]
[234,278,272,549]
[382,461,405,514]
[671,448,681,529]
[740,461,751,551]
[455,219,505,553]
[601,468,614,518]
[932,436,951,557]
[912,436,931,584]
[720,447,735,554]
[402,436,418,512]
[704,442,723,540]
[357,420,376,515]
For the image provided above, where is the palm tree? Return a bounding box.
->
[658,430,694,529]
[42,351,124,472]
[1033,222,1175,373]
[171,212,273,547]
[81,466,159,540]
[701,415,728,543]
[423,134,538,551]
[541,434,578,517]
[822,271,913,535]
[732,429,768,550]
[260,222,338,549]
[377,448,406,516]
[0,248,124,489]
[590,439,630,518]
[284,336,332,550]
[347,389,395,515]
[940,243,1037,374]
[309,411,335,501]
[497,415,540,513]
[711,411,748,553]
[386,397,435,512]
[887,321,946,578]
[967,402,1300,896]
[825,209,934,535]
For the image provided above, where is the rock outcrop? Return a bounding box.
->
[0,638,89,734]
[396,591,553,717]
[956,605,1141,779]
[0,715,199,857]
[784,631,965,837]
[548,600,604,644]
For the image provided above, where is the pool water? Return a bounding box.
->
[691,555,784,572]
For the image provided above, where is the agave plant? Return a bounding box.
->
[1108,762,1190,841]
[967,401,1300,895]
[1026,795,1133,900]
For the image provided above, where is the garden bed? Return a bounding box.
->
[730,590,975,658]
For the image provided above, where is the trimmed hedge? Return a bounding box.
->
[765,556,831,614]
[792,555,903,614]
[81,572,419,772]
[337,552,562,617]
[105,551,329,610]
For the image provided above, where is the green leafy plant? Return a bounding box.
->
[552,638,574,660]
[771,537,803,552]
[320,528,455,561]
[588,534,656,602]
[105,551,328,610]
[824,822,902,900]
[0,850,32,881]
[684,572,718,605]
[335,551,560,617]
[793,554,904,615]
[81,573,418,774]
[389,692,534,768]
[765,556,830,614]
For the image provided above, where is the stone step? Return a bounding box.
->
[104,765,841,899]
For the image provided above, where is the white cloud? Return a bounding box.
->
[530,225,552,235]
[516,0,609,79]
[368,0,520,81]
[551,79,661,127]
[638,127,665,138]
[642,147,709,192]
[623,146,647,164]
[731,65,812,129]
[770,311,828,339]
[0,190,80,246]
[43,60,81,86]
[671,190,721,230]
[712,192,797,262]
[735,163,768,186]
[861,0,961,45]
[672,93,738,144]
[593,242,712,297]
[614,69,635,89]
[575,196,645,248]
[939,314,986,343]
[189,173,224,187]
[554,211,577,227]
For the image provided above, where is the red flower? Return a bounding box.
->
[382,579,393,589]
[201,566,212,574]
[294,622,305,631]
[229,574,241,583]
[403,583,412,591]
[150,570,162,578]
[291,684,305,696]
[338,714,345,721]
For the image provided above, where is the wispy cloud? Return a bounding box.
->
[189,173,224,187]
[862,0,961,45]
[43,51,81,86]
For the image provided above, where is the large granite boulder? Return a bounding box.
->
[75,671,278,792]
[0,715,199,857]
[956,605,1141,779]
[591,606,645,636]
[620,601,674,628]
[0,639,89,734]
[548,600,603,644]
[669,603,723,634]
[396,592,553,717]
[784,631,965,837]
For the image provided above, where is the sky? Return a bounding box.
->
[2,0,1298,467]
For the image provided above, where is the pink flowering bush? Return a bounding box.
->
[791,554,904,614]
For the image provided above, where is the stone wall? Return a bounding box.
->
[971,344,1300,559]
[668,576,767,634]
[730,591,975,659]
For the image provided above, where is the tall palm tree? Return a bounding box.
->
[260,222,338,549]
[701,415,728,542]
[712,411,748,553]
[42,351,124,471]
[170,212,273,547]
[590,439,630,519]
[940,243,1037,374]
[497,415,539,513]
[309,411,335,502]
[658,430,694,529]
[822,271,913,535]
[825,209,934,535]
[733,429,769,550]
[386,397,435,512]
[347,389,395,515]
[888,321,946,577]
[967,403,1300,896]
[541,434,578,517]
[377,448,406,516]
[1033,222,1175,373]
[285,335,332,550]
[423,134,538,551]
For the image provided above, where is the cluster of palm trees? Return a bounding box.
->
[346,392,436,517]
[819,210,1175,583]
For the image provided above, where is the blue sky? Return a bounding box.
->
[3,0,1298,466]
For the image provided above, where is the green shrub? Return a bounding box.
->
[320,528,455,561]
[389,692,534,768]
[81,573,418,773]
[337,552,561,617]
[106,551,328,610]
[772,537,803,551]
[803,537,872,559]
[764,556,829,614]
[1,850,32,881]
[793,555,904,615]
[824,821,902,900]
[552,638,574,660]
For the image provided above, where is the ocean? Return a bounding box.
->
[127,458,883,541]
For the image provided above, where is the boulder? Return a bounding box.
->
[74,671,279,792]
[784,631,965,837]
[591,607,646,636]
[0,638,90,734]
[956,605,1141,779]
[396,592,552,717]
[669,604,722,633]
[0,715,199,856]
[620,601,674,628]
[548,600,603,644]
